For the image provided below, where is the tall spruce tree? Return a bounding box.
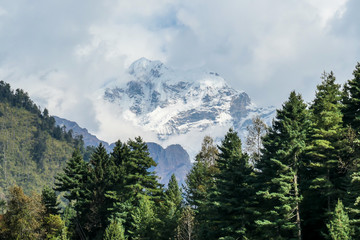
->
[54,149,88,203]
[302,72,345,239]
[55,144,115,239]
[84,143,112,238]
[161,174,183,239]
[105,137,162,239]
[342,62,360,132]
[341,63,360,235]
[207,129,255,239]
[103,219,125,240]
[184,135,219,238]
[126,137,161,200]
[255,91,308,240]
[327,199,353,240]
[41,185,60,216]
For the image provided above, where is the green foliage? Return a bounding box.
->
[0,82,83,195]
[206,129,255,239]
[5,65,360,240]
[256,91,308,240]
[159,174,183,239]
[55,138,163,239]
[43,214,68,240]
[342,62,360,132]
[42,186,60,216]
[327,200,353,240]
[129,194,157,240]
[105,138,162,238]
[54,149,88,203]
[103,219,125,240]
[1,185,45,239]
[302,72,346,239]
[184,136,219,237]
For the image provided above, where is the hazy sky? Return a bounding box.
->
[0,0,359,142]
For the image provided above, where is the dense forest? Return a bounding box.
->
[0,62,360,239]
[0,81,85,196]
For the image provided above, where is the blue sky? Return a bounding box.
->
[0,0,359,141]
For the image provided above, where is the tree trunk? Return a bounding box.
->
[294,173,302,240]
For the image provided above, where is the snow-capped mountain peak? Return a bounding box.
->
[104,58,275,155]
[128,57,168,81]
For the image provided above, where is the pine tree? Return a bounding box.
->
[126,137,161,199]
[129,194,157,240]
[42,185,60,216]
[184,136,219,238]
[342,62,360,132]
[302,72,345,239]
[103,219,126,240]
[160,174,183,239]
[105,138,163,239]
[255,91,308,240]
[43,214,68,240]
[207,129,255,239]
[327,199,353,240]
[54,148,89,238]
[83,143,112,238]
[338,126,360,236]
[54,149,88,203]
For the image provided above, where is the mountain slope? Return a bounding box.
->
[54,116,114,151]
[0,81,82,195]
[104,58,275,154]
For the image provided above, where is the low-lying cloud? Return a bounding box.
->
[0,0,359,144]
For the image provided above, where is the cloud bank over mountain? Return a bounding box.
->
[0,0,359,144]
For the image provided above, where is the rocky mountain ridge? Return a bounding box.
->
[103,58,276,155]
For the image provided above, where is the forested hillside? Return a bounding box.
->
[0,81,83,195]
[1,62,360,240]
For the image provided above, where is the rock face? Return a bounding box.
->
[104,58,275,144]
[54,116,191,185]
[147,142,192,185]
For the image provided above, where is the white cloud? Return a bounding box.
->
[0,0,359,145]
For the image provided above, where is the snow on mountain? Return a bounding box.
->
[103,58,276,157]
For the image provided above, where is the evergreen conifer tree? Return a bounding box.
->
[255,91,308,240]
[103,219,125,240]
[207,129,255,239]
[327,199,353,240]
[302,72,345,239]
[184,136,219,238]
[129,194,158,240]
[160,174,183,239]
[84,143,112,238]
[54,149,88,203]
[105,138,162,239]
[42,185,60,216]
[342,62,360,132]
